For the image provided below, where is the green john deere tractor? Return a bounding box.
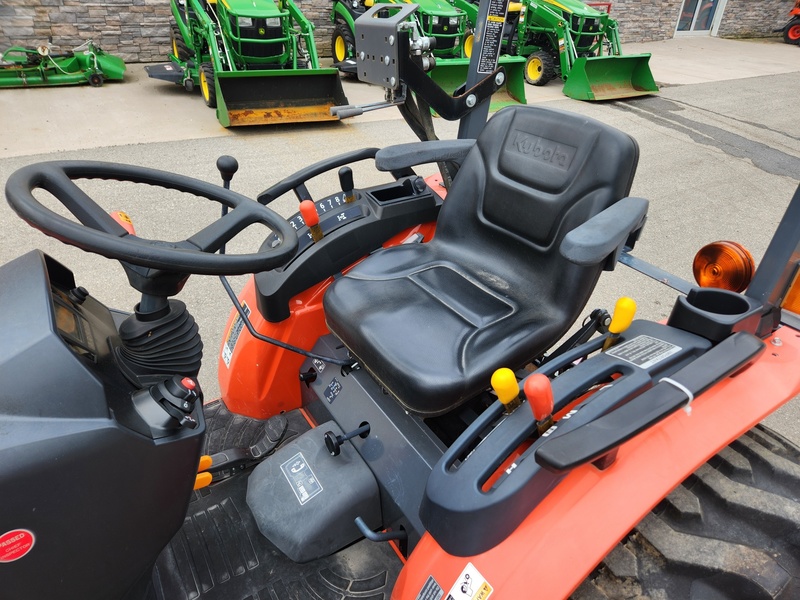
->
[455,0,658,100]
[146,0,347,127]
[331,0,470,66]
[331,0,527,107]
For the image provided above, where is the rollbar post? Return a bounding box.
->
[457,0,511,139]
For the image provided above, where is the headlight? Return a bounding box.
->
[449,17,459,26]
[432,16,440,25]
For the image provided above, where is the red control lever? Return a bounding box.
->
[299,200,323,242]
[524,374,554,436]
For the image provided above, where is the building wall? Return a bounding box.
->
[716,0,790,38]
[0,0,792,63]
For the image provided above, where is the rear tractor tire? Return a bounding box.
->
[170,25,191,61]
[784,18,800,44]
[524,51,555,86]
[332,22,356,64]
[199,62,216,109]
[573,424,800,600]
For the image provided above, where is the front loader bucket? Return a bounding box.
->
[215,68,348,127]
[562,53,658,101]
[429,56,527,110]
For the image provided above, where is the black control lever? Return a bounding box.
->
[216,155,239,254]
[338,166,355,203]
[324,423,370,456]
[216,155,239,189]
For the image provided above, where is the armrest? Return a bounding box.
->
[375,139,475,172]
[560,197,648,267]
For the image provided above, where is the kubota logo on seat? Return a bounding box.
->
[509,131,576,170]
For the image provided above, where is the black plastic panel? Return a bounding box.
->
[0,251,204,600]
[255,176,442,322]
[301,334,446,548]
[419,321,715,557]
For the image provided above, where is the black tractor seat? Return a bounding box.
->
[323,105,647,416]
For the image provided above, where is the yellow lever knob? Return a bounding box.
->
[608,297,637,335]
[491,367,520,407]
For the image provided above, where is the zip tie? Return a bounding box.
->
[660,377,694,415]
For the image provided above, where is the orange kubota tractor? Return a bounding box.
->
[777,0,800,44]
[2,3,800,600]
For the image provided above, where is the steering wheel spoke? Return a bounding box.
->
[186,203,262,253]
[32,164,130,236]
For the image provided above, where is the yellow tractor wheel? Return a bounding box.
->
[524,51,555,86]
[463,32,474,58]
[199,63,217,109]
[332,22,355,63]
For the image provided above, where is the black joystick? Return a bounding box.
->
[216,155,239,190]
[338,166,355,204]
[324,423,370,456]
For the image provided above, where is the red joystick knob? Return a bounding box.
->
[524,374,554,422]
[181,377,196,391]
[299,200,319,227]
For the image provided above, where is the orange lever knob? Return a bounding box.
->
[524,374,554,422]
[299,200,319,227]
[299,200,323,242]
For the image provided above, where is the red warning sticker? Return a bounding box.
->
[0,529,35,563]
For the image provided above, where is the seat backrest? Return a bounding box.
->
[433,105,638,310]
[437,105,638,252]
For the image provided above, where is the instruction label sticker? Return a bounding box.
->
[606,335,681,370]
[221,302,251,368]
[325,377,342,404]
[446,563,493,600]
[477,0,509,73]
[280,452,323,505]
[0,529,35,563]
[416,576,444,600]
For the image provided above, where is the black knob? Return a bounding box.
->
[338,166,354,193]
[68,286,89,304]
[216,155,239,185]
[324,423,370,456]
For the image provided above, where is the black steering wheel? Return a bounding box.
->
[5,161,298,276]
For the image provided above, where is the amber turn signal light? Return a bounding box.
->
[692,241,754,293]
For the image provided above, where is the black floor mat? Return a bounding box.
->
[148,406,402,600]
[202,400,307,456]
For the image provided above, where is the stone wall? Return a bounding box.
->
[0,0,791,62]
[717,0,791,38]
[604,0,686,42]
[0,0,173,62]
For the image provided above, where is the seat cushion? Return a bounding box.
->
[324,242,568,416]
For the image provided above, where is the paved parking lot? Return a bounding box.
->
[1,35,799,438]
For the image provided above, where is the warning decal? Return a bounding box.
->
[416,576,444,600]
[605,334,682,370]
[280,452,323,505]
[446,563,493,600]
[221,302,251,368]
[0,529,35,563]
